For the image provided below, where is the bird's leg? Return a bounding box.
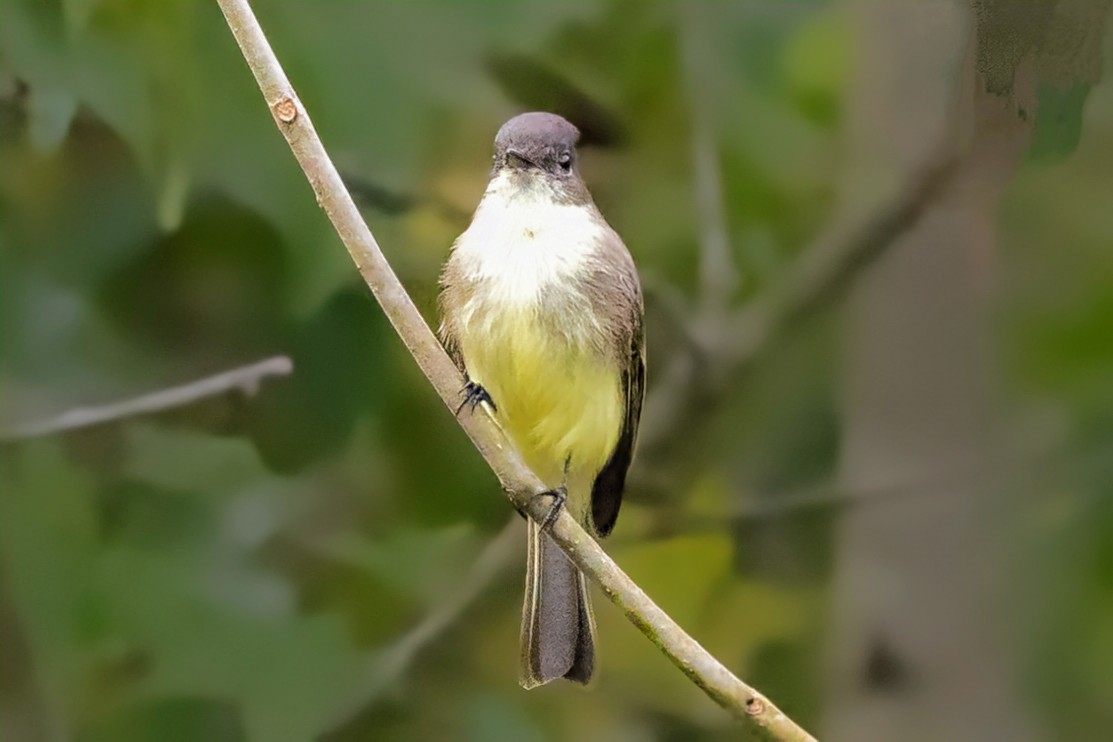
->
[531,455,571,532]
[531,486,566,532]
[456,378,496,416]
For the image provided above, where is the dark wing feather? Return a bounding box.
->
[591,310,645,538]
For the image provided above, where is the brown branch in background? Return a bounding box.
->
[324,517,523,731]
[680,2,739,318]
[645,4,965,462]
[0,355,294,441]
[723,152,961,366]
[638,148,960,458]
[630,445,1029,542]
[214,1,814,738]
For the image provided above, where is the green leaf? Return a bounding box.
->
[2,441,101,732]
[311,525,479,606]
[79,697,245,742]
[465,692,544,742]
[97,195,290,365]
[27,83,78,151]
[1029,83,1092,162]
[781,11,851,128]
[249,287,388,474]
[63,0,103,35]
[123,425,271,497]
[155,155,190,232]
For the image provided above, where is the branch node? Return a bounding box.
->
[272,95,298,123]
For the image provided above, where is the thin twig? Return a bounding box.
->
[213,1,814,738]
[0,355,294,441]
[680,3,739,317]
[324,517,523,731]
[724,151,961,365]
[629,452,1011,542]
[638,146,960,457]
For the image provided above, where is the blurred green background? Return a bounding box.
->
[3,1,1113,740]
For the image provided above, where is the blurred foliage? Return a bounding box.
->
[1,1,1112,741]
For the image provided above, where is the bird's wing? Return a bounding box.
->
[437,254,469,373]
[590,247,645,538]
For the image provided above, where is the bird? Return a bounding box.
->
[439,112,645,688]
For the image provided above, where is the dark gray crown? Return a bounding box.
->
[494,112,580,159]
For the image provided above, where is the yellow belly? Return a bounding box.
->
[458,307,622,499]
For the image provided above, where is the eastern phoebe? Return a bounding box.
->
[439,112,645,688]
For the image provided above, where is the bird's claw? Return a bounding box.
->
[531,485,567,532]
[456,381,496,416]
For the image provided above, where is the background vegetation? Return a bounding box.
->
[2,1,1112,740]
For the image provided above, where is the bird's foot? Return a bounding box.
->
[456,380,496,416]
[531,455,571,531]
[528,485,567,532]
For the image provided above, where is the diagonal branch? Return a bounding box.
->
[638,145,960,458]
[214,1,814,738]
[723,151,960,367]
[324,517,523,731]
[0,355,294,441]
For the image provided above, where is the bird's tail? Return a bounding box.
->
[520,518,596,688]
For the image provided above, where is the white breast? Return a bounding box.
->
[451,172,604,307]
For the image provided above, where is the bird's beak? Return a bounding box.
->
[506,149,536,170]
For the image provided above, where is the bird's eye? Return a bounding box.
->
[558,152,572,172]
